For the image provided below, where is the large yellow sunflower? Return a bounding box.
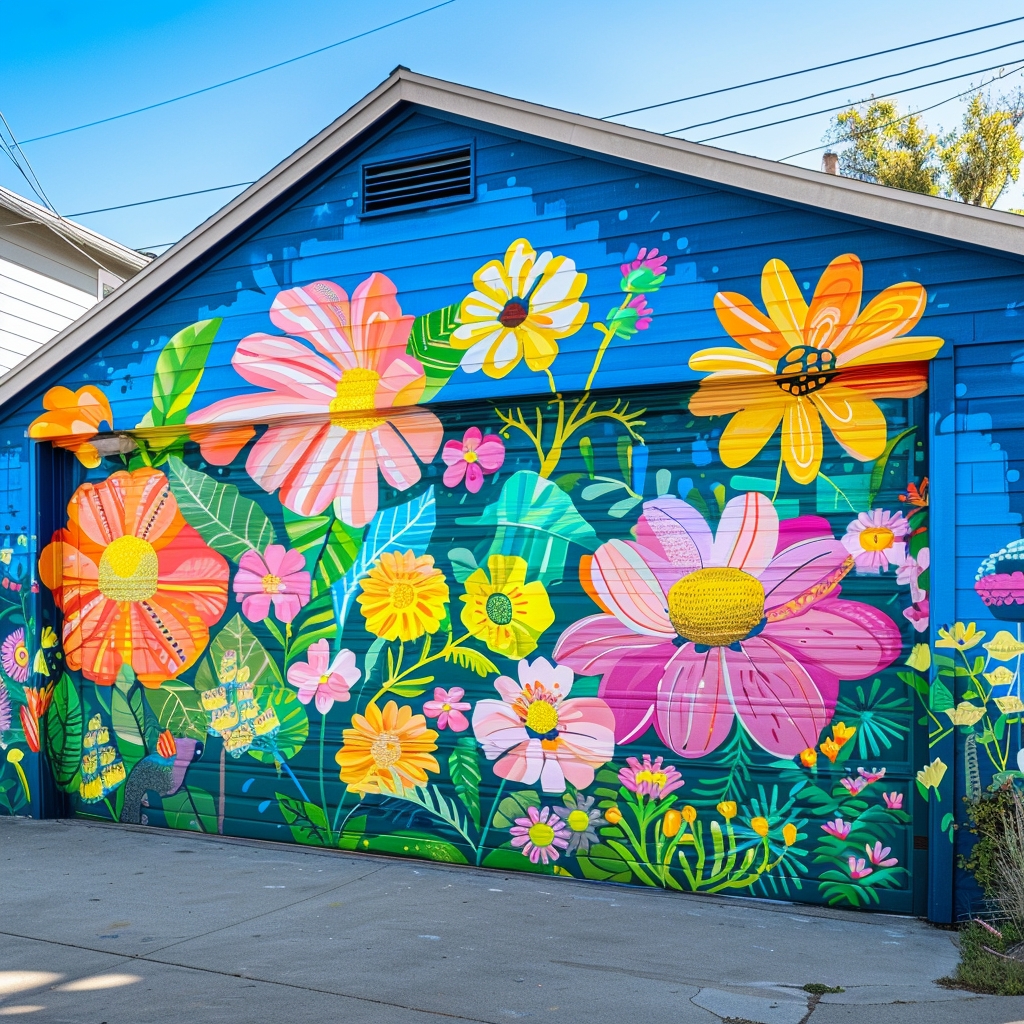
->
[357,550,449,642]
[335,700,439,794]
[460,554,554,659]
[451,238,588,378]
[688,253,944,484]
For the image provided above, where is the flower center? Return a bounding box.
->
[390,582,416,610]
[859,526,895,552]
[527,821,555,848]
[775,345,837,397]
[525,699,559,735]
[485,592,514,625]
[262,573,282,594]
[98,535,159,603]
[441,703,451,712]
[319,674,330,687]
[498,299,529,329]
[636,769,667,790]
[566,809,590,832]
[370,732,401,769]
[329,367,386,430]
[14,643,28,668]
[463,450,479,463]
[667,567,765,647]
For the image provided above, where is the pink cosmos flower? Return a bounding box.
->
[509,805,569,864]
[553,493,901,758]
[233,544,311,624]
[883,791,904,810]
[626,294,653,331]
[840,776,868,794]
[866,841,898,867]
[286,639,360,714]
[0,627,28,683]
[618,753,685,799]
[620,247,668,281]
[442,427,505,493]
[842,509,908,574]
[903,598,929,633]
[822,818,851,839]
[858,766,886,784]
[848,856,873,880]
[471,657,616,793]
[423,686,471,732]
[187,276,443,526]
[896,547,929,603]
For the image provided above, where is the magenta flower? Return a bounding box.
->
[554,493,902,758]
[842,509,908,574]
[509,805,569,865]
[883,791,904,810]
[896,547,929,603]
[286,639,359,714]
[620,247,668,292]
[423,686,471,732]
[442,427,505,493]
[848,856,873,880]
[0,628,28,683]
[866,841,898,867]
[822,818,851,839]
[840,776,868,795]
[903,598,929,633]
[858,766,886,784]
[234,544,311,624]
[0,682,10,732]
[618,754,684,799]
[627,294,653,331]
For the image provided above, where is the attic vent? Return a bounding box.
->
[362,147,473,214]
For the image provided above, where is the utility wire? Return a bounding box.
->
[67,181,256,217]
[605,14,1024,119]
[19,0,459,146]
[0,113,54,210]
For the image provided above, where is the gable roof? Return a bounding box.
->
[3,66,1023,409]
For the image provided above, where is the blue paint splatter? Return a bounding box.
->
[258,800,272,813]
[242,778,256,793]
[692,439,712,467]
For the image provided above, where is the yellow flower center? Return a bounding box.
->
[463,450,479,463]
[498,299,530,329]
[527,821,555,848]
[370,732,402,769]
[566,809,590,832]
[636,769,668,789]
[775,345,837,397]
[319,674,330,687]
[525,699,559,735]
[14,643,28,668]
[329,367,386,431]
[858,527,894,552]
[262,573,282,594]
[98,535,159,603]
[441,703,452,712]
[390,582,416,610]
[667,567,765,647]
[485,592,514,625]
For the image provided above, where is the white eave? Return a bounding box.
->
[2,67,1022,410]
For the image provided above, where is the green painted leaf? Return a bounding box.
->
[282,508,333,577]
[317,519,364,592]
[142,319,221,430]
[194,614,280,691]
[929,678,954,713]
[608,496,642,519]
[443,644,498,678]
[337,814,367,850]
[555,472,584,494]
[145,681,206,740]
[579,436,595,478]
[290,591,336,662]
[111,685,146,774]
[868,427,916,505]
[44,673,83,792]
[166,456,275,562]
[656,468,672,496]
[407,302,463,401]
[365,830,468,863]
[576,842,633,883]
[248,685,308,763]
[458,471,600,586]
[386,676,434,698]
[448,547,478,584]
[481,843,552,874]
[161,786,217,833]
[363,637,388,683]
[449,737,482,829]
[581,481,624,501]
[276,792,334,846]
[492,787,541,828]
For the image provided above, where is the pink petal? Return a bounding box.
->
[245,421,330,495]
[238,549,269,576]
[371,422,423,493]
[272,593,302,623]
[442,440,466,467]
[557,697,616,762]
[233,568,269,595]
[637,497,712,571]
[314,690,335,715]
[494,740,544,786]
[269,281,356,370]
[774,515,834,554]
[446,709,470,732]
[475,438,505,473]
[447,686,465,702]
[655,645,735,757]
[307,639,330,674]
[462,426,482,450]
[539,757,566,793]
[241,593,272,622]
[261,544,288,575]
[443,461,468,488]
[465,462,485,493]
[761,536,850,610]
[276,548,308,578]
[472,700,527,760]
[274,425,360,519]
[590,539,674,638]
[230,334,340,400]
[711,493,778,575]
[386,407,444,464]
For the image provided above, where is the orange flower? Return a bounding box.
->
[831,721,856,746]
[19,683,54,752]
[29,386,113,468]
[819,738,841,763]
[38,468,229,687]
[799,747,818,768]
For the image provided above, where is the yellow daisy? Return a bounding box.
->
[460,554,554,659]
[357,550,449,642]
[688,253,943,484]
[335,700,439,794]
[451,237,588,378]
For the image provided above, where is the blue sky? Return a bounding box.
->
[3,0,1024,253]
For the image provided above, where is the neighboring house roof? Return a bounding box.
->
[2,66,1023,407]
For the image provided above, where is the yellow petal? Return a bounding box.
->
[905,643,931,672]
[984,630,1024,661]
[810,386,887,462]
[761,258,808,350]
[805,253,863,349]
[994,695,1024,714]
[781,397,822,485]
[717,403,785,469]
[985,666,1016,687]
[713,291,790,359]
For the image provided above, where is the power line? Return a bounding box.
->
[604,15,1024,120]
[19,0,459,146]
[68,181,256,217]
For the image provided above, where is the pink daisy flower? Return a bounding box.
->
[509,805,569,865]
[286,639,360,714]
[233,544,311,624]
[441,427,505,493]
[840,776,868,794]
[866,841,898,867]
[842,509,908,574]
[848,856,873,880]
[0,628,29,683]
[822,818,851,839]
[858,766,886,784]
[618,754,685,798]
[423,686,471,732]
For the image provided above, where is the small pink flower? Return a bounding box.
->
[618,754,685,799]
[883,791,904,810]
[903,598,929,633]
[509,805,569,865]
[286,639,360,714]
[840,776,868,794]
[620,247,668,280]
[234,544,311,624]
[1,627,29,683]
[442,427,505,493]
[896,547,929,603]
[858,766,886,785]
[822,818,851,839]
[848,856,873,880]
[423,686,471,732]
[866,841,898,867]
[842,509,908,574]
[626,294,653,331]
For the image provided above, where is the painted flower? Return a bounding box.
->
[984,630,1024,661]
[607,294,655,337]
[840,776,867,794]
[38,469,229,687]
[750,816,770,838]
[858,766,886,784]
[688,254,942,484]
[621,247,668,292]
[509,804,570,865]
[896,547,929,603]
[866,841,898,867]
[916,757,947,790]
[553,793,602,854]
[357,550,449,642]
[29,385,113,468]
[335,699,439,794]
[233,544,311,624]
[975,539,1024,619]
[936,622,983,650]
[442,427,505,493]
[717,801,738,821]
[900,479,929,507]
[460,554,554,659]
[847,856,873,880]
[617,753,685,799]
[903,598,929,633]
[905,643,931,672]
[471,656,615,793]
[822,818,851,839]
[423,686,471,732]
[451,238,588,378]
[944,701,986,727]
[187,275,443,525]
[19,684,54,753]
[994,695,1024,714]
[842,510,907,574]
[1,628,29,683]
[783,823,799,846]
[883,792,904,809]
[987,667,1017,688]
[0,683,10,734]
[554,492,901,758]
[286,639,359,714]
[800,747,818,767]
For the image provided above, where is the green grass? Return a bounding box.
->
[941,922,1024,995]
[802,983,845,994]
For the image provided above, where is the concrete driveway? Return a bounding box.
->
[0,818,1020,1024]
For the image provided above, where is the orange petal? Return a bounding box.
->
[688,378,777,417]
[805,253,862,350]
[842,362,929,399]
[761,258,808,350]
[832,282,928,363]
[713,292,789,359]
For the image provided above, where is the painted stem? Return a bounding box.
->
[475,778,506,865]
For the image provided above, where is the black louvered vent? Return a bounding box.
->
[362,147,473,214]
